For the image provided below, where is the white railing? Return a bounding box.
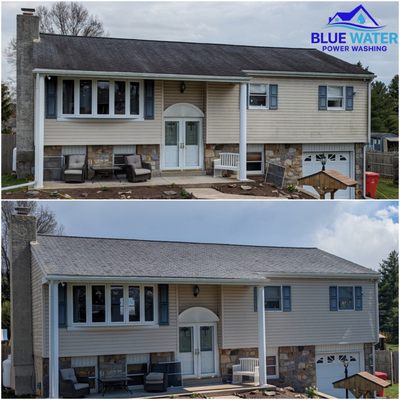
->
[213,152,240,177]
[232,357,259,385]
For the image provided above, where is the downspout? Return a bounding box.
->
[1,181,36,191]
[363,79,372,198]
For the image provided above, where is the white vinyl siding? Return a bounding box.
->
[31,257,45,356]
[178,285,219,315]
[222,279,377,349]
[44,81,162,146]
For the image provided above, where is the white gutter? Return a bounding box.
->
[375,280,380,343]
[32,68,250,83]
[1,181,36,191]
[243,70,376,80]
[263,272,380,280]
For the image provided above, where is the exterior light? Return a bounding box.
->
[180,82,186,93]
[193,285,200,297]
[320,154,327,171]
[342,358,350,399]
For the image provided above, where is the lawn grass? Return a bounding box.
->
[1,174,30,188]
[385,383,398,399]
[386,343,399,351]
[376,178,399,199]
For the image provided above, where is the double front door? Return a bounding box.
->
[164,119,202,169]
[178,324,217,378]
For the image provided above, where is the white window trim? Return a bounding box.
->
[57,78,144,120]
[264,285,283,312]
[327,85,345,111]
[68,283,158,327]
[337,285,356,312]
[248,83,269,109]
[266,350,279,379]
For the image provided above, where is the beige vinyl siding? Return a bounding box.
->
[206,83,240,144]
[42,284,178,358]
[222,279,377,349]
[178,284,219,315]
[163,81,205,111]
[247,77,368,144]
[44,81,163,146]
[31,256,44,356]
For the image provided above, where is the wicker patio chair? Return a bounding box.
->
[144,372,168,393]
[59,368,90,398]
[63,155,86,183]
[125,155,152,183]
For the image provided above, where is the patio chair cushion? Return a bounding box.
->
[64,169,83,175]
[126,155,142,169]
[60,368,78,383]
[68,155,85,169]
[74,383,90,391]
[132,168,151,176]
[145,372,164,382]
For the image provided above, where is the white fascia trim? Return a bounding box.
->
[264,272,380,280]
[32,68,250,83]
[45,275,269,285]
[243,70,376,80]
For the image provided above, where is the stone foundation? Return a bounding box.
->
[87,145,114,168]
[136,145,161,176]
[264,144,303,185]
[204,144,239,175]
[150,351,175,363]
[219,348,258,380]
[364,343,374,373]
[278,346,316,392]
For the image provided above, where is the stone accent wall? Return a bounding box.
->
[355,143,364,199]
[278,346,316,392]
[44,146,63,181]
[150,351,175,363]
[265,144,303,185]
[136,145,160,176]
[99,354,126,379]
[87,145,114,168]
[204,144,239,175]
[364,343,374,373]
[219,348,258,380]
[44,146,62,157]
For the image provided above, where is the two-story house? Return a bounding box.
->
[15,9,374,198]
[10,209,379,398]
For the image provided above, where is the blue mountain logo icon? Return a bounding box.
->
[327,4,385,31]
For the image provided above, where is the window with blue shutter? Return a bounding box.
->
[46,76,57,118]
[58,283,67,327]
[318,86,327,110]
[158,284,169,325]
[144,80,154,120]
[269,84,278,110]
[345,86,354,111]
[355,286,363,311]
[329,286,338,311]
[282,286,291,312]
[254,287,258,312]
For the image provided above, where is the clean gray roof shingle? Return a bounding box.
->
[32,235,378,281]
[33,34,373,77]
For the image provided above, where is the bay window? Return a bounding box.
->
[79,80,92,114]
[73,285,86,323]
[62,80,75,114]
[128,286,140,322]
[111,285,124,322]
[114,81,126,115]
[91,285,105,323]
[97,80,110,114]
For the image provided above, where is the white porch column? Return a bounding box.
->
[34,73,45,189]
[257,285,267,387]
[49,281,59,398]
[239,83,247,181]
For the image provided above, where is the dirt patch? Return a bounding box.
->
[234,387,307,399]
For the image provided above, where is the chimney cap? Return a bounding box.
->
[14,206,30,216]
[21,8,35,15]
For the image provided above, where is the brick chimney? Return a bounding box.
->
[10,206,36,395]
[16,8,39,178]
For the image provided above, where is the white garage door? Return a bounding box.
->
[302,152,352,199]
[316,353,360,398]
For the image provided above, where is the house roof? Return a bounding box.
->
[31,235,379,282]
[32,34,374,79]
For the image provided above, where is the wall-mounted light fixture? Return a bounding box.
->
[320,154,327,171]
[193,285,200,297]
[180,82,186,93]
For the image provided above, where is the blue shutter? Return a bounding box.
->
[355,286,363,311]
[346,86,354,111]
[269,84,278,110]
[158,284,169,325]
[318,86,327,110]
[329,286,338,311]
[58,283,67,327]
[254,287,258,312]
[144,80,154,120]
[45,76,57,118]
[282,286,291,312]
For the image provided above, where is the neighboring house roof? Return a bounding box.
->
[32,235,379,282]
[371,132,398,139]
[32,34,373,78]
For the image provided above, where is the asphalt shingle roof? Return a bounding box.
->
[32,235,378,281]
[33,34,373,78]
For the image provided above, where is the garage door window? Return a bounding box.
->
[338,287,354,310]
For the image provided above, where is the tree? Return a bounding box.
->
[371,80,391,133]
[387,75,399,134]
[378,250,398,343]
[5,2,105,70]
[1,83,15,134]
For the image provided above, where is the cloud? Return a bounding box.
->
[314,206,398,270]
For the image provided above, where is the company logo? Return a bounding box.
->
[326,4,385,31]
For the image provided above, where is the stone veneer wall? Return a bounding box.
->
[355,143,364,199]
[136,145,160,176]
[364,343,374,373]
[264,144,303,185]
[204,144,239,175]
[278,346,316,392]
[219,348,258,380]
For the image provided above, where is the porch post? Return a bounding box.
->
[34,73,45,189]
[257,285,267,387]
[239,83,247,181]
[49,281,59,398]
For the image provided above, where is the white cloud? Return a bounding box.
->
[314,207,398,270]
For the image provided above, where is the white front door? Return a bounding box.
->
[164,119,202,170]
[178,324,217,378]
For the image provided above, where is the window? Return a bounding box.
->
[111,286,124,322]
[144,286,154,321]
[130,82,140,115]
[265,286,281,310]
[249,84,268,108]
[73,286,86,323]
[338,286,354,310]
[128,286,140,322]
[97,80,110,114]
[327,86,344,109]
[62,80,75,114]
[91,285,105,323]
[114,81,126,115]
[267,356,277,376]
[79,80,92,114]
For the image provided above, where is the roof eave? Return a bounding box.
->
[263,272,380,280]
[243,70,376,80]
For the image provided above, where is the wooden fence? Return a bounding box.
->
[366,151,399,182]
[1,134,16,174]
[375,350,399,383]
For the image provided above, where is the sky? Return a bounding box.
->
[1,1,399,84]
[37,200,399,271]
